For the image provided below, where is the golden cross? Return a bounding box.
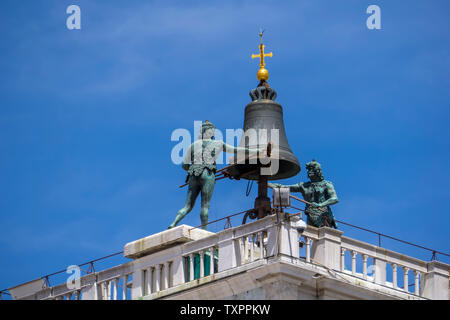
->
[251,31,273,68]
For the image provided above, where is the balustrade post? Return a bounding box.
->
[189,254,194,281]
[155,265,161,292]
[163,262,170,289]
[238,237,244,265]
[306,238,311,263]
[146,267,153,295]
[403,267,409,292]
[362,254,368,280]
[209,247,215,275]
[140,270,146,296]
[351,251,357,275]
[414,271,420,296]
[106,281,111,300]
[99,282,106,300]
[258,232,264,259]
[250,235,255,262]
[121,275,128,300]
[113,278,118,300]
[95,282,100,300]
[340,248,346,271]
[244,237,249,264]
[200,251,205,278]
[392,264,398,289]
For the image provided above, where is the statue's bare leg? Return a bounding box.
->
[200,170,216,230]
[169,177,201,229]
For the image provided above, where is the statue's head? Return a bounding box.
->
[306,159,324,182]
[199,120,215,140]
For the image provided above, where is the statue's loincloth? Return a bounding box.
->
[305,206,337,229]
[186,166,216,183]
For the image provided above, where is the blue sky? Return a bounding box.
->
[1,0,449,291]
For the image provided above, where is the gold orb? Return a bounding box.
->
[257,68,269,81]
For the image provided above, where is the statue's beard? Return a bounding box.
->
[308,173,323,182]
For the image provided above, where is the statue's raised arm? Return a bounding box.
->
[222,141,261,163]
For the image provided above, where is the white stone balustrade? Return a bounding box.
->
[25,264,134,300]
[301,225,449,299]
[12,214,449,300]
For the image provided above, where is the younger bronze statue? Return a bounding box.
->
[269,160,339,228]
[169,120,261,230]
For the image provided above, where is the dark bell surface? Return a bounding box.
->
[227,99,300,180]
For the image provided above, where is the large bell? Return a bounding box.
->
[226,31,300,221]
[227,85,300,181]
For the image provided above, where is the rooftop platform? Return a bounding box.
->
[8,212,449,300]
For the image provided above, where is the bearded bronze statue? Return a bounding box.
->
[270,160,339,228]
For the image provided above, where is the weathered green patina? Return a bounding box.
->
[269,160,339,228]
[169,121,260,230]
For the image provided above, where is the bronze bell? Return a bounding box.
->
[227,84,300,181]
[226,32,300,221]
[226,83,300,221]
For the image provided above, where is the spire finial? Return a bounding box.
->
[251,29,273,82]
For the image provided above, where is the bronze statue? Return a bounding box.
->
[169,120,261,230]
[269,160,339,228]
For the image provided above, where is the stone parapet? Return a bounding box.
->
[11,214,450,300]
